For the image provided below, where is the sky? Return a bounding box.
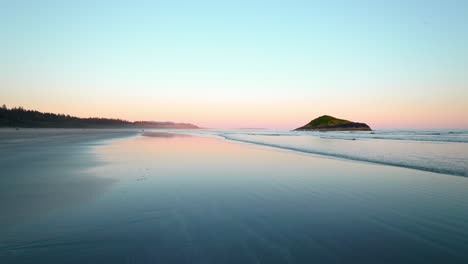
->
[1,0,467,129]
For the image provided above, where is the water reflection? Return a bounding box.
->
[0,130,130,232]
[2,134,468,263]
[142,132,192,138]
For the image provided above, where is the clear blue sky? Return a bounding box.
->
[2,0,467,128]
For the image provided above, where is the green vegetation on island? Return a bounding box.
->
[294,115,371,131]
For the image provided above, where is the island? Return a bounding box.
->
[294,115,371,131]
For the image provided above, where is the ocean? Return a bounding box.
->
[182,129,468,177]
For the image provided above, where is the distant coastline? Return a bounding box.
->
[0,105,200,129]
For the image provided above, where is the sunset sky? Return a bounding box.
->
[2,0,467,129]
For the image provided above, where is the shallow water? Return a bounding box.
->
[1,132,468,263]
[182,129,468,176]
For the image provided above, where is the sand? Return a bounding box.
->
[1,130,468,263]
[0,128,138,231]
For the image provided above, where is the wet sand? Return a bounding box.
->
[0,129,138,231]
[1,130,468,263]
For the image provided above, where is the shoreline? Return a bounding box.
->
[177,130,468,178]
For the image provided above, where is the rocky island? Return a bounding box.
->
[294,115,371,131]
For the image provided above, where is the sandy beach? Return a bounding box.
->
[0,129,138,231]
[1,130,468,263]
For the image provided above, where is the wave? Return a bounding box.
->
[317,135,468,143]
[220,134,467,177]
[166,129,468,177]
[292,130,468,143]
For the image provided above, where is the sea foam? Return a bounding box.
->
[181,129,468,177]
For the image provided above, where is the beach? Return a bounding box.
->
[0,129,138,231]
[1,129,468,263]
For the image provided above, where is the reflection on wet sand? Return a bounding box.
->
[2,132,468,263]
[142,132,192,138]
[0,129,135,232]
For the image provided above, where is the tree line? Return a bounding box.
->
[0,105,135,128]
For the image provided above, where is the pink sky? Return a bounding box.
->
[4,92,467,129]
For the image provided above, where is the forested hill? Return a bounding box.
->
[0,106,135,128]
[294,115,371,131]
[0,106,200,129]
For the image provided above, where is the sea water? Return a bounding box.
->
[182,129,468,177]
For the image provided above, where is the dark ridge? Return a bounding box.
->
[0,105,199,129]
